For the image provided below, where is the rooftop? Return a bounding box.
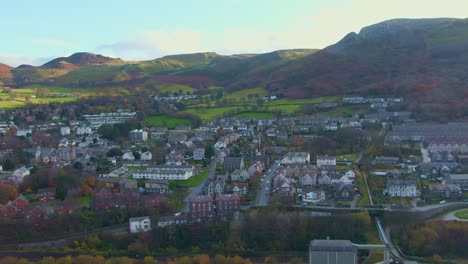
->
[310,239,355,252]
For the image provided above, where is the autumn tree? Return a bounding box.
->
[0,183,18,203]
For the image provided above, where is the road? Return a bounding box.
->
[180,153,219,213]
[437,208,468,222]
[255,162,280,206]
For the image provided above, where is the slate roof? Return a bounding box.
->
[310,240,355,251]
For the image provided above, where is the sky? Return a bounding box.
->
[1,0,467,67]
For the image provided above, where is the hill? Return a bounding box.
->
[0,63,12,80]
[6,18,468,106]
[41,52,122,69]
[265,18,468,101]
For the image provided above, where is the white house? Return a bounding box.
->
[384,179,418,197]
[302,191,326,203]
[122,152,135,161]
[316,155,336,168]
[60,127,71,136]
[140,151,152,161]
[133,165,194,180]
[281,152,310,164]
[129,216,151,233]
[344,170,356,180]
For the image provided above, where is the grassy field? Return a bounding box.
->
[355,168,371,207]
[222,87,268,101]
[232,111,276,119]
[174,169,209,187]
[157,83,196,94]
[185,94,343,121]
[145,115,192,129]
[455,209,468,219]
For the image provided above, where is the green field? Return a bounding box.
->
[232,111,276,119]
[157,84,196,94]
[455,209,468,219]
[222,87,268,101]
[145,115,192,128]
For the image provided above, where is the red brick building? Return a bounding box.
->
[189,195,214,222]
[215,194,240,221]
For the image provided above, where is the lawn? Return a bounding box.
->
[455,209,468,219]
[145,115,192,128]
[336,153,359,162]
[173,169,209,188]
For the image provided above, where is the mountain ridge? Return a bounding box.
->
[5,18,468,104]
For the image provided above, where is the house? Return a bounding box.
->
[144,180,170,194]
[278,181,294,197]
[247,161,264,177]
[447,174,468,191]
[12,166,30,181]
[230,169,249,182]
[23,204,54,220]
[0,202,18,217]
[37,188,56,202]
[142,194,164,209]
[189,195,214,222]
[281,152,310,164]
[129,216,151,233]
[149,127,168,140]
[334,183,355,201]
[94,187,113,197]
[429,183,462,200]
[309,239,357,264]
[373,156,400,166]
[122,152,135,161]
[384,179,418,197]
[133,165,194,180]
[223,157,244,172]
[193,148,205,161]
[158,214,189,227]
[129,129,148,142]
[316,155,336,168]
[168,130,188,143]
[140,151,152,161]
[10,195,27,210]
[165,150,185,165]
[318,174,332,185]
[215,194,240,220]
[231,183,249,196]
[300,190,326,203]
[60,127,71,136]
[344,170,356,180]
[300,173,317,187]
[54,200,78,215]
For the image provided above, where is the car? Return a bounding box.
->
[439,200,446,204]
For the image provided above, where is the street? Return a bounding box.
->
[255,162,280,206]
